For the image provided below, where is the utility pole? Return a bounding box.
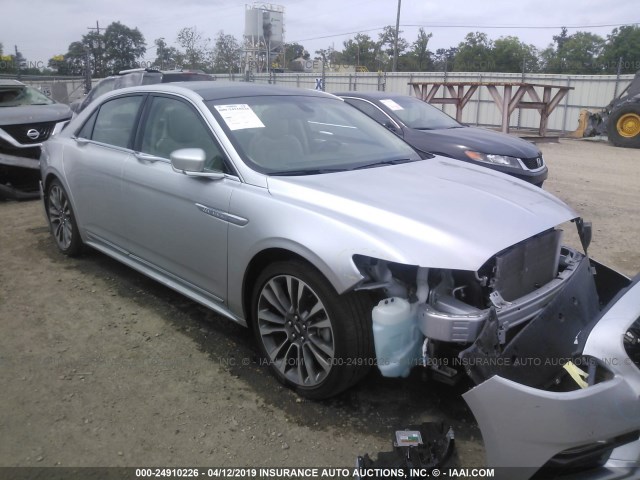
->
[87,21,101,76]
[14,45,22,79]
[392,0,401,72]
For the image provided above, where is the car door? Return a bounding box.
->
[122,94,235,302]
[65,94,145,247]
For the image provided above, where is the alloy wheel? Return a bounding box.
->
[257,274,335,387]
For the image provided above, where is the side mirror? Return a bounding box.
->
[170,148,224,179]
[170,148,206,172]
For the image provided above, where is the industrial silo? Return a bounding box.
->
[244,3,285,73]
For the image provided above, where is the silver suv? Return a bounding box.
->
[0,79,72,199]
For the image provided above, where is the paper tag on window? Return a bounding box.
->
[214,104,265,130]
[380,99,404,111]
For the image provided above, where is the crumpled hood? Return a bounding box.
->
[267,157,576,271]
[404,126,541,159]
[0,104,72,125]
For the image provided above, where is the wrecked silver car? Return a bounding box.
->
[40,82,640,477]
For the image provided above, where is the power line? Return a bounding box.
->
[292,21,640,43]
[401,22,640,29]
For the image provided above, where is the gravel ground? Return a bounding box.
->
[0,137,638,473]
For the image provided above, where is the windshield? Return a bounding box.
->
[381,96,461,130]
[207,95,421,175]
[0,85,55,107]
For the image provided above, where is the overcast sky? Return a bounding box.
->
[2,0,638,68]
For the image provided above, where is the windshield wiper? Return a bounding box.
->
[351,158,417,170]
[269,167,348,176]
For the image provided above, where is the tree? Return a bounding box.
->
[601,25,640,74]
[103,21,146,74]
[177,26,211,70]
[541,28,605,74]
[152,37,182,70]
[492,36,539,73]
[408,27,433,71]
[48,42,82,76]
[212,31,242,75]
[270,43,309,71]
[82,30,105,76]
[52,21,145,77]
[341,33,377,71]
[433,47,458,72]
[453,32,493,71]
[376,25,409,71]
[285,43,309,61]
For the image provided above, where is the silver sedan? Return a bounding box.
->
[40,82,640,476]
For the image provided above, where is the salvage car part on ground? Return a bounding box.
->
[356,423,455,479]
[40,81,640,478]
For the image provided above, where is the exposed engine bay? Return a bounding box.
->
[354,220,640,477]
[353,225,616,385]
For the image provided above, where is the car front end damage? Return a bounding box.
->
[353,220,640,478]
[0,82,72,199]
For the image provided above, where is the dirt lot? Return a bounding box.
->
[0,138,638,472]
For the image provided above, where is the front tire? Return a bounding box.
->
[251,260,374,400]
[607,103,640,148]
[46,179,83,256]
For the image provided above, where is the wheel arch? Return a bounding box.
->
[242,247,335,328]
[43,172,60,200]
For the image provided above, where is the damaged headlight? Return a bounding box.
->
[465,150,523,169]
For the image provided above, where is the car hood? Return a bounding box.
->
[266,157,576,271]
[0,104,72,125]
[404,126,541,159]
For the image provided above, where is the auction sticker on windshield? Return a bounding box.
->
[214,104,265,130]
[380,99,404,111]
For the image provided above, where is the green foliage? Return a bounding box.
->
[49,21,145,77]
[212,31,242,75]
[103,21,146,74]
[601,25,640,74]
[285,43,309,61]
[152,37,183,70]
[341,33,378,71]
[432,47,457,72]
[492,36,539,73]
[408,28,433,71]
[541,29,605,74]
[377,25,409,70]
[49,41,86,76]
[176,26,211,70]
[453,32,493,72]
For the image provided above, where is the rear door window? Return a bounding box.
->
[90,95,144,149]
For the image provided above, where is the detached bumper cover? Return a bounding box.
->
[463,277,640,479]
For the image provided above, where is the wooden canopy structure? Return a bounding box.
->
[409,81,574,136]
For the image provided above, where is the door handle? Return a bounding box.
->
[134,152,164,162]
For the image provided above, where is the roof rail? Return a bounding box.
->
[118,67,162,75]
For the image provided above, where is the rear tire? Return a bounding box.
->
[251,260,374,399]
[607,103,640,148]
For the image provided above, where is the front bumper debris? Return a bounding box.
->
[463,277,640,479]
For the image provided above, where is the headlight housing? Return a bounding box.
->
[464,151,523,169]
